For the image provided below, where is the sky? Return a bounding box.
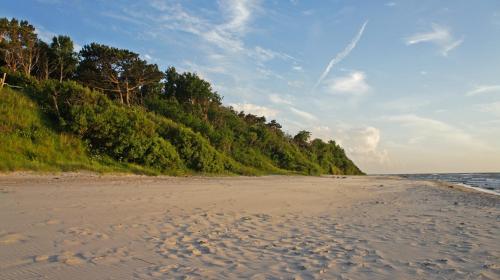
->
[3,0,500,174]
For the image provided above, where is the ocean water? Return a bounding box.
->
[401,173,500,195]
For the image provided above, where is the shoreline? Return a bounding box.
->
[407,177,500,196]
[1,171,498,197]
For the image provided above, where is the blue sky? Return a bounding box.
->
[4,0,500,173]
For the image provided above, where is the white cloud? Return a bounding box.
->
[181,60,229,83]
[311,125,389,168]
[253,46,297,63]
[253,46,276,61]
[385,2,396,7]
[347,127,388,161]
[289,107,317,121]
[140,0,259,53]
[314,20,368,89]
[219,0,257,34]
[405,23,464,56]
[34,26,56,42]
[466,85,500,96]
[269,94,294,105]
[441,37,464,55]
[326,71,370,95]
[257,67,285,80]
[229,103,279,119]
[292,65,303,72]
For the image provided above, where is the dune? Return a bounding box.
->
[0,174,498,279]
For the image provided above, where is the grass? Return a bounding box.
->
[0,87,161,175]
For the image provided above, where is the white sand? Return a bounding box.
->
[0,174,498,279]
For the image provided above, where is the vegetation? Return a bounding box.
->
[0,17,363,176]
[0,87,157,174]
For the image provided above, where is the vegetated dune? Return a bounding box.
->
[0,174,498,279]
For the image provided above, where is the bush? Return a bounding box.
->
[35,80,183,172]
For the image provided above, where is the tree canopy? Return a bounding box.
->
[49,35,78,82]
[77,43,163,105]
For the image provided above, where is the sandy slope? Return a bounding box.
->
[0,174,498,280]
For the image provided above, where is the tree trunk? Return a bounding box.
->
[0,73,6,88]
[59,62,63,82]
[125,80,130,106]
[115,83,124,104]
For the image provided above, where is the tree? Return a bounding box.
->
[267,120,282,131]
[77,43,163,105]
[293,130,311,147]
[164,67,222,119]
[33,40,50,80]
[0,18,39,76]
[49,35,78,82]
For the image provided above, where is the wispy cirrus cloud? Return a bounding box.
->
[289,107,317,121]
[405,23,464,56]
[108,0,298,98]
[313,20,368,90]
[326,71,370,95]
[253,46,297,62]
[466,85,500,96]
[113,0,260,53]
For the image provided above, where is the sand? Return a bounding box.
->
[0,174,498,280]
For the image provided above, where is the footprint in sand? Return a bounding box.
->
[51,252,86,266]
[62,227,109,240]
[33,254,58,263]
[0,233,28,244]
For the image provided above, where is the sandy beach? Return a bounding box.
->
[0,174,498,280]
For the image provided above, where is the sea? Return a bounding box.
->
[400,173,500,195]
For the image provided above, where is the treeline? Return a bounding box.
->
[0,17,363,175]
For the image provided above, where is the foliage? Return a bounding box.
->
[76,43,163,105]
[49,35,78,82]
[0,87,157,174]
[0,16,364,176]
[0,18,38,75]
